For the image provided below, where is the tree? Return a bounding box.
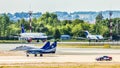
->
[72,19,84,25]
[61,20,72,25]
[96,12,103,23]
[37,12,60,26]
[8,24,20,35]
[1,14,10,37]
[20,18,29,32]
[71,24,82,37]
[81,22,91,31]
[36,23,48,33]
[32,17,38,32]
[53,28,61,40]
[0,15,3,36]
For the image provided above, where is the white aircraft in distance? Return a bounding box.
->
[19,24,47,42]
[84,31,104,42]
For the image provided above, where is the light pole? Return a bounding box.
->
[29,11,32,33]
[109,11,112,41]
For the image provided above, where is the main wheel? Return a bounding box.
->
[26,54,29,57]
[109,59,112,61]
[40,54,43,57]
[34,54,37,57]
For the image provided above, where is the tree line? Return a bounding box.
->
[0,12,120,40]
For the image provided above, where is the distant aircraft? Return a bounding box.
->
[84,31,104,42]
[26,41,57,57]
[19,24,47,42]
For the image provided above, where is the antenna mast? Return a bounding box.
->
[109,11,112,41]
[29,3,32,33]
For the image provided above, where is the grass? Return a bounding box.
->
[35,43,120,49]
[0,39,106,43]
[58,44,103,48]
[0,40,120,49]
[0,64,120,68]
[0,40,21,43]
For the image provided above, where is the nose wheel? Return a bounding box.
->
[26,52,29,57]
[26,54,29,57]
[40,54,43,57]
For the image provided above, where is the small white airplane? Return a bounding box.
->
[84,31,104,42]
[19,24,47,42]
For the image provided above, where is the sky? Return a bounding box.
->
[0,0,120,13]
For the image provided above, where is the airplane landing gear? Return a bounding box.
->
[26,54,29,57]
[40,54,43,57]
[34,54,37,57]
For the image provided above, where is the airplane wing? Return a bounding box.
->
[11,45,36,51]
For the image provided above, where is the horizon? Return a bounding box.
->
[0,0,120,13]
[1,10,120,14]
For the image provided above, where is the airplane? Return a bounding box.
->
[84,31,104,42]
[26,41,57,57]
[19,24,47,42]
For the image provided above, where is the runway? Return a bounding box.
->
[0,54,120,65]
[0,43,120,54]
[0,43,120,65]
[57,48,120,55]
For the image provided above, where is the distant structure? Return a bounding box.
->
[109,11,112,40]
[60,35,71,40]
[29,11,32,33]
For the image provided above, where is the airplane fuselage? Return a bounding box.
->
[19,33,47,42]
[20,33,47,39]
[87,35,103,40]
[84,31,104,41]
[26,48,56,54]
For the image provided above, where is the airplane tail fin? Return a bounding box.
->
[84,31,90,36]
[41,41,57,50]
[41,41,50,49]
[50,41,57,49]
[21,24,25,33]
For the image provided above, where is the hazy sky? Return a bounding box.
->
[0,0,120,13]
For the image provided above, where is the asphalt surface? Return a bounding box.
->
[0,43,120,54]
[57,48,120,55]
[0,43,120,55]
[0,43,120,65]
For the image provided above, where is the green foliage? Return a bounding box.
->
[61,20,72,25]
[72,19,84,25]
[37,12,60,26]
[36,23,48,33]
[8,24,20,35]
[0,14,11,37]
[19,18,29,32]
[53,28,61,39]
[0,12,119,40]
[81,22,91,31]
[72,24,82,37]
[96,12,103,23]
